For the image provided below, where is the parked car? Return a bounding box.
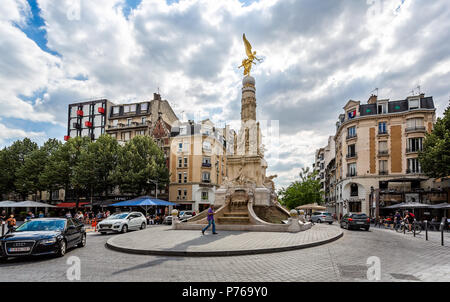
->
[340,213,370,231]
[163,216,173,225]
[0,218,86,261]
[97,212,147,234]
[311,211,333,224]
[179,210,195,222]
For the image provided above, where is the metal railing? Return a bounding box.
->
[405,126,426,133]
[346,134,357,140]
[346,152,357,159]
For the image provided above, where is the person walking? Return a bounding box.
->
[6,215,16,232]
[202,205,218,235]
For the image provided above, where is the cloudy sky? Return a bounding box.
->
[1,0,450,189]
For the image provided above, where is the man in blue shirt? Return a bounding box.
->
[202,205,218,235]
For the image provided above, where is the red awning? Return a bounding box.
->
[56,202,90,208]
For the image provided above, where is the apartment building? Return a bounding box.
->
[169,119,230,212]
[66,99,115,141]
[334,93,438,217]
[105,93,178,146]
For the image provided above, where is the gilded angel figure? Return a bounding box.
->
[238,34,262,76]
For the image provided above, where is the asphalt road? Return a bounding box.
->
[0,224,449,282]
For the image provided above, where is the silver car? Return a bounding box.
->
[97,212,147,234]
[311,211,333,224]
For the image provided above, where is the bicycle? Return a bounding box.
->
[395,220,422,234]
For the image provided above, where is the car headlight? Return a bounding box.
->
[39,238,57,245]
[114,222,122,226]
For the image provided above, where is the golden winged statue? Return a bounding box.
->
[239,34,262,76]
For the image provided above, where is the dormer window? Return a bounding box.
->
[377,102,387,114]
[409,98,420,110]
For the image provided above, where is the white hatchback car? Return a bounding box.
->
[97,212,147,234]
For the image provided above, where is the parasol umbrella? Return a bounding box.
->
[112,196,178,216]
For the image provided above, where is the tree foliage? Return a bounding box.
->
[419,103,450,178]
[0,135,170,205]
[278,167,323,210]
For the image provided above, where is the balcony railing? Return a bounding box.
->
[378,131,389,136]
[346,172,357,177]
[405,126,426,133]
[379,171,389,175]
[406,169,422,174]
[378,150,389,156]
[202,179,211,183]
[346,134,357,140]
[346,153,357,159]
[406,148,422,154]
[202,163,212,168]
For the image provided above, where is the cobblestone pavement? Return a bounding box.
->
[0,224,448,282]
[106,224,342,255]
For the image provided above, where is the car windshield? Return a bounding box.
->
[15,220,66,232]
[180,211,185,216]
[322,212,332,216]
[107,213,128,220]
[351,214,368,219]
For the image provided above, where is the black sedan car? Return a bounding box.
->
[340,213,370,231]
[0,218,86,261]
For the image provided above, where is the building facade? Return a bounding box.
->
[66,99,115,141]
[168,119,230,212]
[333,94,437,217]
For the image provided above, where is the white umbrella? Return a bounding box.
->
[13,201,56,208]
[0,201,18,207]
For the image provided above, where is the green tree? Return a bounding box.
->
[41,136,91,207]
[112,136,169,196]
[419,103,450,178]
[72,135,120,202]
[0,138,38,200]
[15,139,61,200]
[278,167,323,210]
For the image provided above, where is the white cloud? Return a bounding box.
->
[0,122,45,145]
[1,0,450,188]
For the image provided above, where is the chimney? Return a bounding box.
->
[419,93,425,98]
[368,94,377,104]
[153,93,161,100]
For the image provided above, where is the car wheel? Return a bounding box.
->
[346,223,350,230]
[78,233,86,248]
[100,232,107,235]
[318,219,322,223]
[140,222,146,230]
[365,227,370,231]
[57,240,67,257]
[0,256,8,262]
[328,222,333,225]
[122,225,128,233]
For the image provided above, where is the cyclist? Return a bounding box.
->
[404,210,414,231]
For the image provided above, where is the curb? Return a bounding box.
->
[105,230,344,257]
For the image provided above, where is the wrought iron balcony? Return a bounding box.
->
[378,150,389,156]
[346,134,357,140]
[346,152,357,159]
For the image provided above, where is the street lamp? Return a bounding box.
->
[148,179,159,198]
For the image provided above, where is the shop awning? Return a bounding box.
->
[428,202,450,209]
[56,202,90,208]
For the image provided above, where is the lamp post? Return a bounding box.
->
[148,179,159,198]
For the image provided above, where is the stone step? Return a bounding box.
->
[217,217,251,224]
[223,212,248,217]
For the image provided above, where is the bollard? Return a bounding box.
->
[441,223,445,246]
[1,221,4,236]
[403,221,406,234]
[413,221,416,237]
[425,220,428,241]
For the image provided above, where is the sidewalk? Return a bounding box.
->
[370,224,450,246]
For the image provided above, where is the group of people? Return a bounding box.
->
[376,210,417,231]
